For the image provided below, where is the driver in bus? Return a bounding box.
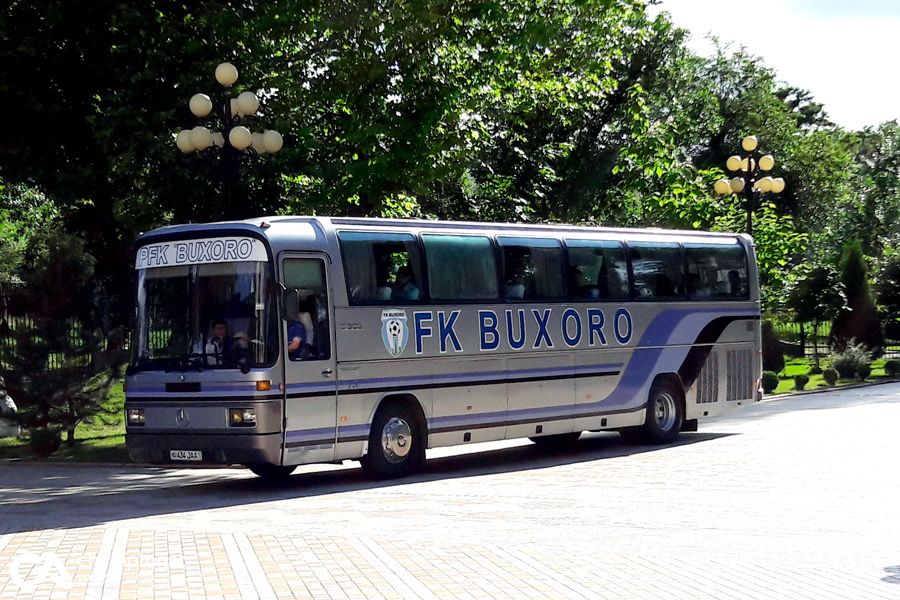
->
[206,318,233,365]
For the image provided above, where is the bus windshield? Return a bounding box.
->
[133,261,278,371]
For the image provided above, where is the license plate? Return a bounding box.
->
[170,449,202,461]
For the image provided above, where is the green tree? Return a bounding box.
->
[0,229,119,449]
[832,240,884,354]
[875,243,900,342]
[844,121,900,256]
[784,264,845,371]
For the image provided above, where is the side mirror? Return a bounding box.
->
[281,288,299,321]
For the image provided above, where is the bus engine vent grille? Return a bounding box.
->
[696,351,719,404]
[726,349,753,401]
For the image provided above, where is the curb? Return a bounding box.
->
[0,458,244,469]
[763,377,900,401]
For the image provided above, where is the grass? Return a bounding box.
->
[0,379,128,462]
[771,357,895,395]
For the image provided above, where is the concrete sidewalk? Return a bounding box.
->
[2,384,900,599]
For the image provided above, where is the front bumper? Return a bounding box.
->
[126,431,282,465]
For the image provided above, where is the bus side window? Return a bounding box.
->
[564,240,629,300]
[422,234,499,301]
[497,236,566,301]
[685,244,749,300]
[627,242,684,299]
[338,231,423,304]
[282,258,330,361]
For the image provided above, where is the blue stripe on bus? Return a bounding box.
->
[285,427,335,441]
[334,363,623,393]
[127,382,275,394]
[283,309,758,443]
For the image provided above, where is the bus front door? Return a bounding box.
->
[280,254,338,466]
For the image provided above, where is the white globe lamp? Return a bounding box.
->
[229,126,252,150]
[236,91,260,116]
[190,126,212,150]
[176,130,194,153]
[189,93,212,118]
[262,130,283,153]
[215,62,238,87]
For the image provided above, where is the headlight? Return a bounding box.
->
[127,409,145,426]
[229,408,257,427]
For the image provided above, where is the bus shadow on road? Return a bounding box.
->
[0,431,734,534]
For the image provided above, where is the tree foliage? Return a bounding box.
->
[0,228,119,447]
[832,241,884,354]
[0,0,897,334]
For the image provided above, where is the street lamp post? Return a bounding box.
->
[712,135,785,237]
[175,62,283,220]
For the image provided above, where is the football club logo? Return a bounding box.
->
[381,309,409,358]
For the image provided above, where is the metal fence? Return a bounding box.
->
[771,318,900,359]
[0,290,127,370]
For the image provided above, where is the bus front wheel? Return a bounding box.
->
[621,379,684,444]
[361,401,425,479]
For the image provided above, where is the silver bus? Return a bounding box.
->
[125,217,762,479]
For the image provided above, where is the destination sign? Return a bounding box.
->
[135,237,268,268]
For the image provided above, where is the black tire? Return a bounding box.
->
[360,401,425,479]
[631,378,684,444]
[529,431,582,447]
[248,463,296,481]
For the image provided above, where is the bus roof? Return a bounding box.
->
[137,215,749,245]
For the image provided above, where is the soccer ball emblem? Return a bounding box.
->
[387,319,402,337]
[381,310,409,358]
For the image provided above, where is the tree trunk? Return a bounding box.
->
[812,321,821,372]
[66,400,76,447]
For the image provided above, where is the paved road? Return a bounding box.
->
[1,384,899,599]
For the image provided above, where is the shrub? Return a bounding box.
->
[29,428,61,458]
[885,359,900,378]
[830,342,871,379]
[857,363,872,381]
[794,374,809,391]
[761,371,779,393]
[823,368,839,386]
[761,321,785,373]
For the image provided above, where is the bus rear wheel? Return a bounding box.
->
[620,379,684,445]
[248,464,296,481]
[361,401,425,479]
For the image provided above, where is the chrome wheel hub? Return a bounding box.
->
[654,392,677,432]
[380,417,412,463]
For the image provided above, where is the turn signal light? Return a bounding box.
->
[256,380,271,392]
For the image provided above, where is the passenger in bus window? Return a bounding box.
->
[392,265,420,300]
[728,269,743,297]
[287,291,316,360]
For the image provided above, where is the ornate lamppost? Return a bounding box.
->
[175,62,283,219]
[713,135,785,236]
